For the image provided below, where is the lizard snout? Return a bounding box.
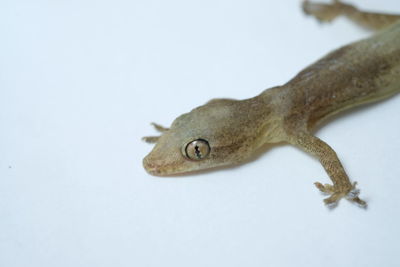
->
[142,156,163,176]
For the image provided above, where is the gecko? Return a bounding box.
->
[142,0,400,207]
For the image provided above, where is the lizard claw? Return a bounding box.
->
[302,0,345,23]
[345,182,367,208]
[142,123,169,144]
[314,182,335,194]
[314,181,367,208]
[142,136,160,143]
[150,122,169,133]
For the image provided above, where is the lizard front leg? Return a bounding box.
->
[303,0,400,31]
[288,132,366,207]
[142,123,170,143]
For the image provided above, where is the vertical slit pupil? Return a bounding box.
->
[194,145,202,158]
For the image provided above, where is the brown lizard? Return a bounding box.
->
[142,0,400,207]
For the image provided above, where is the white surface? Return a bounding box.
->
[1,0,400,266]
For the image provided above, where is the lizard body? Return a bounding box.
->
[142,1,400,207]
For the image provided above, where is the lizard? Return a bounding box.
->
[142,0,400,207]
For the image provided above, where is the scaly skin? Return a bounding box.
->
[143,1,400,207]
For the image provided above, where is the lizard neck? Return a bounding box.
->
[251,86,290,143]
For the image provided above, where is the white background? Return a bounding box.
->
[1,0,400,266]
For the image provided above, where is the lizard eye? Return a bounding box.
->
[184,139,210,160]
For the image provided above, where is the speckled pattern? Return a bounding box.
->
[143,1,400,207]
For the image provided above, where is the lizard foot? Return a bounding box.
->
[142,136,160,143]
[142,123,170,143]
[150,122,169,133]
[302,0,354,23]
[314,181,367,208]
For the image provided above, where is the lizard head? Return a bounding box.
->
[143,98,272,176]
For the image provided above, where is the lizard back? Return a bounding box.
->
[283,21,400,128]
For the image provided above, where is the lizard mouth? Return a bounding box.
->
[143,150,216,176]
[142,152,186,176]
[142,158,163,176]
